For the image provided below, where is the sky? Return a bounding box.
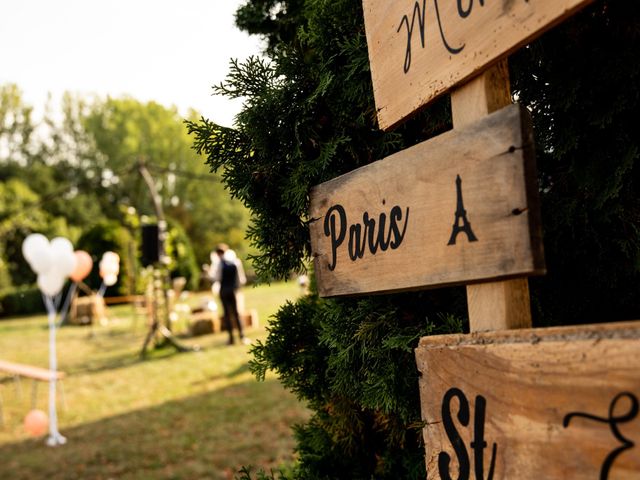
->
[0,0,264,127]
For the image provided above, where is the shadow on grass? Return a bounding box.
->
[63,329,252,379]
[66,334,209,376]
[0,378,306,480]
[191,362,252,386]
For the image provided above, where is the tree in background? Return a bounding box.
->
[165,219,200,291]
[67,96,250,265]
[189,0,639,478]
[0,84,36,166]
[0,87,251,299]
[0,173,74,287]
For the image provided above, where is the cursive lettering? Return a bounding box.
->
[389,205,410,248]
[397,0,427,73]
[434,0,465,55]
[322,203,410,271]
[399,0,531,73]
[563,392,638,479]
[324,204,347,271]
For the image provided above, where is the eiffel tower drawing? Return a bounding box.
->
[447,174,478,245]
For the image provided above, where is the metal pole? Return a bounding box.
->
[137,160,197,355]
[138,160,171,331]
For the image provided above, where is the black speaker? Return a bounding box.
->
[141,224,160,267]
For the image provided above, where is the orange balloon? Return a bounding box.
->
[24,409,49,436]
[70,250,93,282]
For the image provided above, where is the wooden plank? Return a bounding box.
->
[103,295,145,305]
[415,321,640,479]
[363,0,594,130]
[0,360,65,381]
[451,61,533,331]
[309,104,545,297]
[466,277,531,331]
[450,60,511,129]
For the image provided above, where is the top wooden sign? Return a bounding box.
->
[363,0,593,130]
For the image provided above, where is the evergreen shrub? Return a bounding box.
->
[0,285,44,317]
[189,1,639,478]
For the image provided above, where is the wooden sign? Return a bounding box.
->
[363,0,593,130]
[415,321,640,479]
[309,104,544,297]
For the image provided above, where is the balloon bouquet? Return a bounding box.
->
[97,252,120,298]
[21,234,119,446]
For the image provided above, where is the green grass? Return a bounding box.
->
[0,281,308,479]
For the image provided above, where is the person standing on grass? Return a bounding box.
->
[212,243,248,345]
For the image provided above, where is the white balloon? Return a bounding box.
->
[103,273,118,286]
[22,233,49,264]
[45,237,76,278]
[37,271,66,297]
[50,237,74,254]
[99,259,119,276]
[102,251,120,263]
[54,249,77,277]
[22,234,53,274]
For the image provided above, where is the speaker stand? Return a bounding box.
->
[140,267,198,358]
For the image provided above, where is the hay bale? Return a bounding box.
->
[190,308,220,336]
[70,295,106,325]
[240,309,259,328]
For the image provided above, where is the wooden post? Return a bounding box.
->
[450,60,532,332]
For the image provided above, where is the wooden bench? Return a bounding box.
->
[0,360,65,417]
[103,294,145,305]
[0,360,64,382]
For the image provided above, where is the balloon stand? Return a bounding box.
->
[21,234,118,446]
[43,295,67,447]
[97,281,107,298]
[57,282,78,327]
[22,234,82,447]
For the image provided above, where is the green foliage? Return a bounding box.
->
[77,221,139,296]
[235,0,305,54]
[0,250,11,291]
[191,0,640,478]
[0,173,75,287]
[236,466,292,480]
[250,290,463,479]
[165,220,199,290]
[188,2,449,281]
[186,0,456,477]
[0,85,103,289]
[0,83,36,165]
[0,285,44,317]
[73,96,250,265]
[510,1,640,325]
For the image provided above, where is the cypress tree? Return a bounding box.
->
[510,1,640,325]
[187,1,640,477]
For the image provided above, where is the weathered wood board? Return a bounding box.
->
[309,104,544,297]
[415,321,640,479]
[363,0,594,130]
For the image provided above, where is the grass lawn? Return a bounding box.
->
[0,281,308,479]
